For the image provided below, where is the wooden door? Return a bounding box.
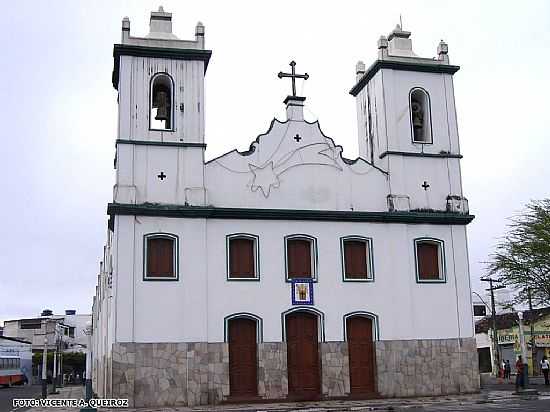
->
[346,316,375,394]
[286,312,321,400]
[228,318,258,397]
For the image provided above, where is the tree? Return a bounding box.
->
[487,199,550,306]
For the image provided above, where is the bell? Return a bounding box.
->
[154,90,169,122]
[411,101,423,128]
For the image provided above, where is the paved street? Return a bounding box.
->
[6,384,550,412]
[0,384,42,412]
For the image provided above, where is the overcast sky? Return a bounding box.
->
[1,0,549,323]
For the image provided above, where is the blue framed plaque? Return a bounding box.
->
[291,278,314,305]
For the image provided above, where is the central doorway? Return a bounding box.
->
[285,311,321,400]
[228,317,258,398]
[346,315,376,395]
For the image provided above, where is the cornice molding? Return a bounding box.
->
[107,203,475,225]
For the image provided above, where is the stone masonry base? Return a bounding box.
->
[108,337,479,407]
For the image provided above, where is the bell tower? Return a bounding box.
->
[112,8,211,206]
[350,25,468,214]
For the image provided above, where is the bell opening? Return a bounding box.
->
[150,74,173,130]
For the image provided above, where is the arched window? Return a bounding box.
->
[150,73,174,131]
[143,233,178,280]
[414,238,445,283]
[226,234,260,280]
[409,88,432,143]
[284,235,318,281]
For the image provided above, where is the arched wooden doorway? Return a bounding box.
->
[346,315,376,395]
[228,317,258,398]
[285,311,321,400]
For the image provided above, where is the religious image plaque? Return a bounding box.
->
[290,278,314,305]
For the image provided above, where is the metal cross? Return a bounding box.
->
[278,61,309,97]
[294,134,302,142]
[422,181,430,190]
[158,172,167,180]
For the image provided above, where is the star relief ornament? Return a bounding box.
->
[249,161,280,198]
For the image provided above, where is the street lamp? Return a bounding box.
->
[41,336,48,398]
[518,311,529,387]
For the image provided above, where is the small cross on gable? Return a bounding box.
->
[294,134,301,142]
[158,171,167,180]
[422,181,430,190]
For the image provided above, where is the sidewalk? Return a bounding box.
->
[30,384,550,412]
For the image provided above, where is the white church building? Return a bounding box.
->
[92,8,479,407]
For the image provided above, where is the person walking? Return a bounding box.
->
[541,356,550,386]
[515,355,525,391]
[505,360,511,380]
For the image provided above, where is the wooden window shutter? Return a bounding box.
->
[147,237,175,278]
[229,238,255,278]
[287,239,312,278]
[344,240,368,279]
[417,242,440,280]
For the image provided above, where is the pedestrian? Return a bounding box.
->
[515,355,525,390]
[541,356,550,386]
[505,359,511,380]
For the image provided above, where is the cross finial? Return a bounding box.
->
[278,61,309,97]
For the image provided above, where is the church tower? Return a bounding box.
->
[351,25,468,214]
[112,7,211,206]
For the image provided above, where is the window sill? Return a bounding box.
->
[343,277,375,282]
[143,276,179,281]
[227,277,260,282]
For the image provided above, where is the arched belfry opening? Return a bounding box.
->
[150,73,173,130]
[410,88,432,143]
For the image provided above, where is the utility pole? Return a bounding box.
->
[41,336,48,399]
[481,277,505,377]
[528,288,537,376]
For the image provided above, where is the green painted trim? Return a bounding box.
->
[224,313,263,343]
[225,233,260,281]
[108,204,475,225]
[116,139,206,148]
[112,44,212,89]
[284,234,318,283]
[379,151,463,159]
[350,59,460,96]
[340,236,375,282]
[414,237,447,284]
[143,233,179,281]
[343,311,380,341]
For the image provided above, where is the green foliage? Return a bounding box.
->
[487,199,550,306]
[32,351,86,374]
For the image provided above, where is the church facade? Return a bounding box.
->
[92,8,479,407]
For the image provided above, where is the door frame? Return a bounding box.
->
[283,307,324,400]
[225,313,262,400]
[281,306,325,342]
[224,312,263,343]
[343,311,379,397]
[343,311,379,341]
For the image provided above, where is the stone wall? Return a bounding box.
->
[258,342,288,399]
[109,337,478,407]
[111,342,229,408]
[375,337,479,397]
[321,342,350,397]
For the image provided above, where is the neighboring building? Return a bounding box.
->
[475,307,550,375]
[92,8,478,407]
[3,310,91,354]
[0,336,32,384]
